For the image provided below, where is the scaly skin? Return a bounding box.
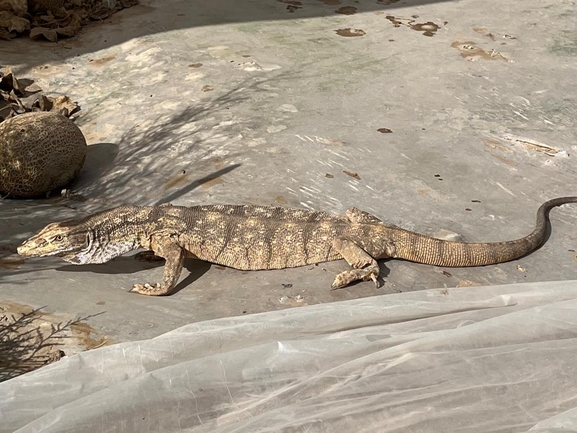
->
[17,197,577,296]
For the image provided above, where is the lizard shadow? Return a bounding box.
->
[377,261,392,287]
[171,260,213,294]
[55,256,165,275]
[53,257,391,293]
[55,256,211,291]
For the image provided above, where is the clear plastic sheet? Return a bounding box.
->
[3,280,577,433]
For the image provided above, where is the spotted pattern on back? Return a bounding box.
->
[169,205,349,270]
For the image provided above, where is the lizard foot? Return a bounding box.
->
[331,265,380,290]
[130,283,167,296]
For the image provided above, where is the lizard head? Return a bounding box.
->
[17,221,90,262]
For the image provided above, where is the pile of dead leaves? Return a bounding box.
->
[0,0,138,42]
[0,66,79,122]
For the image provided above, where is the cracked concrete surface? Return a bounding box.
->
[0,0,576,345]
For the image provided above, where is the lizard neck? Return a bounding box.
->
[62,230,140,264]
[61,205,153,264]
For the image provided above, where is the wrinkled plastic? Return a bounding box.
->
[3,280,577,432]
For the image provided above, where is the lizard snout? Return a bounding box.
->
[17,237,42,256]
[17,240,30,256]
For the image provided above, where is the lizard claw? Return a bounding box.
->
[130,283,164,296]
[331,271,351,290]
[331,267,380,291]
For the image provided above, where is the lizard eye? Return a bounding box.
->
[54,235,63,241]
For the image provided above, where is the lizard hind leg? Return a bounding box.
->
[331,238,381,290]
[131,235,184,296]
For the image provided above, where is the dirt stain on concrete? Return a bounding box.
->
[275,195,288,205]
[335,28,366,37]
[199,176,224,190]
[473,26,496,40]
[451,41,509,61]
[213,156,224,170]
[278,0,303,12]
[483,138,517,169]
[88,55,117,67]
[336,6,357,14]
[386,15,440,36]
[70,321,108,349]
[163,173,189,190]
[164,171,225,191]
[410,22,439,37]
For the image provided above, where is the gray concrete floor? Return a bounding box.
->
[1,0,576,346]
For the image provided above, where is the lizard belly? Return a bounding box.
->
[179,230,342,270]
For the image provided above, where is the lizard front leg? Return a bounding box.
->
[130,235,184,296]
[331,238,381,290]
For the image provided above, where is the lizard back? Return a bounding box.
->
[165,205,349,270]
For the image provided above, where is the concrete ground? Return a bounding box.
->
[0,0,576,347]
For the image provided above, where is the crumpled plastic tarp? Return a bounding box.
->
[3,280,577,432]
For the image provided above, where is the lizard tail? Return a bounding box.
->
[388,196,577,267]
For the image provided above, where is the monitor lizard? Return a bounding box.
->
[17,197,577,296]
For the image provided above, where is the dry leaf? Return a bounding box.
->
[0,66,80,123]
[0,27,12,39]
[0,10,29,32]
[0,0,13,12]
[0,0,28,16]
[343,169,361,180]
[30,26,57,41]
[0,0,137,41]
[22,81,42,93]
[50,95,79,116]
[335,6,356,14]
[0,100,12,120]
[335,28,366,37]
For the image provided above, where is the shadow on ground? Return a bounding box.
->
[56,257,212,294]
[73,73,299,206]
[1,0,454,71]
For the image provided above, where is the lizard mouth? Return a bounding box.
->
[17,239,72,258]
[17,245,57,258]
[60,253,84,264]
